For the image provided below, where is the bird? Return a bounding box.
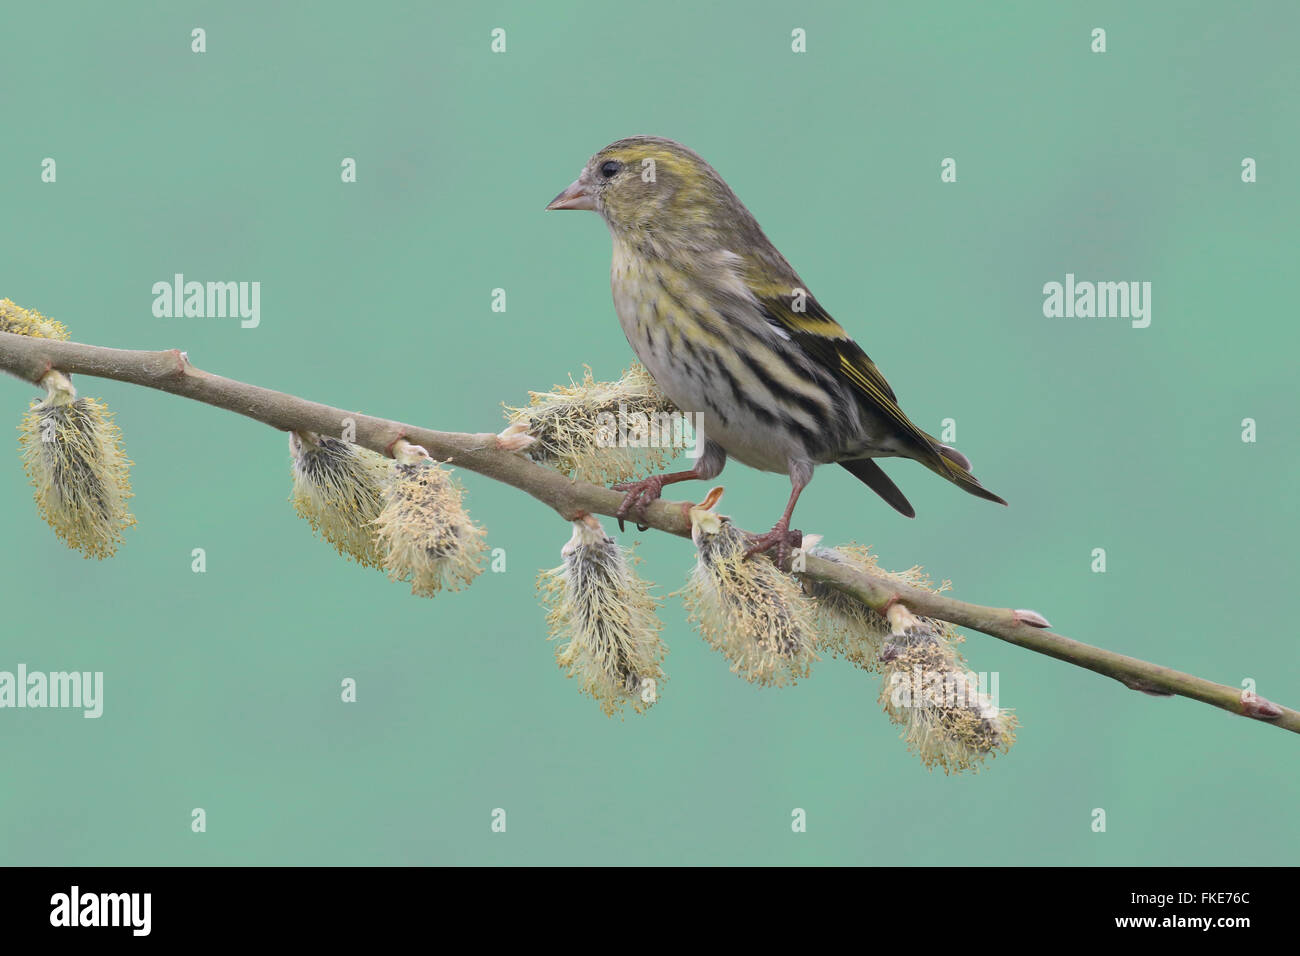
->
[546,135,1005,568]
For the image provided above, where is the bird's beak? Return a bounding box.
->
[546,178,595,211]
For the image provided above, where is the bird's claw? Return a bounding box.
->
[744,524,803,571]
[612,475,665,532]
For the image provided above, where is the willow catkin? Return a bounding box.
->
[679,504,818,687]
[538,517,666,716]
[878,614,1017,774]
[19,373,134,559]
[503,363,683,484]
[289,431,390,567]
[803,544,947,673]
[374,454,486,596]
[0,298,70,340]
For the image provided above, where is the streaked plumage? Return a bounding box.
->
[547,136,1004,565]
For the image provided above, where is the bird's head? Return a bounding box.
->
[546,136,756,250]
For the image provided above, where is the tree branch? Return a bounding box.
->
[3,329,1296,735]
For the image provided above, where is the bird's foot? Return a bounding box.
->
[612,474,669,531]
[744,521,803,571]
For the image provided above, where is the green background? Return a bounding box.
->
[1,1,1296,865]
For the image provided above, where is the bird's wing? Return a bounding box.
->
[744,268,939,462]
[732,254,1006,505]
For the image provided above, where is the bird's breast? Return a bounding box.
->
[608,257,703,418]
[607,247,846,475]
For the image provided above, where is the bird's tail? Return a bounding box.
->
[840,458,916,518]
[920,438,1007,506]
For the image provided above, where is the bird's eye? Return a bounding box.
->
[599,160,622,178]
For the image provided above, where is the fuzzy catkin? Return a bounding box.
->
[679,511,818,686]
[800,544,1015,772]
[0,298,70,340]
[538,519,666,716]
[804,544,947,672]
[504,363,682,484]
[20,395,135,558]
[289,432,391,567]
[878,622,1017,774]
[375,461,486,596]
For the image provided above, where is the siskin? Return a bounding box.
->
[547,137,1006,567]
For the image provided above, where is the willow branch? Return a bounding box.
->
[2,330,1295,735]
